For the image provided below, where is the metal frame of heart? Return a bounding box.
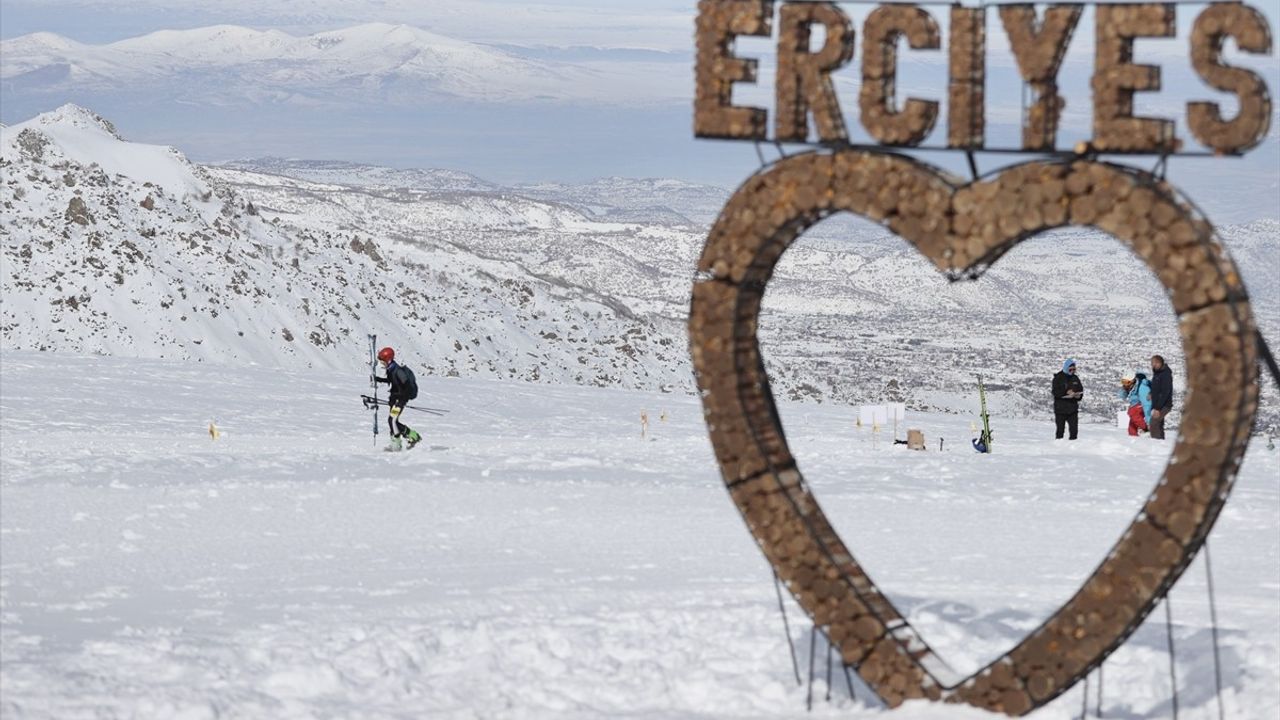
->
[687,149,1259,714]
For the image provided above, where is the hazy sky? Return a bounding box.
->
[3,0,1278,222]
[6,0,1278,49]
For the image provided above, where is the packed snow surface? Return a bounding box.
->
[1,352,1277,718]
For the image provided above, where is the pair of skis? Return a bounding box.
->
[369,334,380,447]
[974,375,994,454]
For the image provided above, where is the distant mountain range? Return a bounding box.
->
[0,23,703,182]
[3,105,1277,428]
[4,21,1278,211]
[0,24,685,106]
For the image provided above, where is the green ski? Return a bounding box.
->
[974,375,993,454]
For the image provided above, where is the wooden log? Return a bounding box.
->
[694,0,773,140]
[1092,3,1177,152]
[859,5,940,146]
[775,2,854,143]
[948,6,986,148]
[1187,3,1273,153]
[999,4,1083,150]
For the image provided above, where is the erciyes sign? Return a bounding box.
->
[688,1,1267,715]
[694,1,1271,154]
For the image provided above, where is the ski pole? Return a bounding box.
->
[369,334,379,446]
[361,396,445,415]
[371,399,448,415]
[360,396,448,416]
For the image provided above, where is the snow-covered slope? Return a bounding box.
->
[513,176,731,226]
[2,352,1277,718]
[4,106,1277,427]
[216,155,1280,428]
[0,105,686,389]
[0,24,683,106]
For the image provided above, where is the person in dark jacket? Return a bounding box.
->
[1149,354,1174,440]
[1052,358,1085,440]
[375,346,422,451]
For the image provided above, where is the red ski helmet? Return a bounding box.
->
[377,347,395,363]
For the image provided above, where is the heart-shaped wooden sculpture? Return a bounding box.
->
[688,150,1258,714]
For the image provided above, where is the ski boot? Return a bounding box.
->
[385,436,403,452]
[405,430,422,449]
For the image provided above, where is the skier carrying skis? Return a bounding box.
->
[375,346,422,451]
[1117,371,1152,436]
[1051,359,1084,440]
[1149,354,1174,440]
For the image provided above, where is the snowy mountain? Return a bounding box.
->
[4,105,1277,428]
[0,105,687,389]
[0,24,683,106]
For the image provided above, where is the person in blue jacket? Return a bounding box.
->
[1118,371,1153,436]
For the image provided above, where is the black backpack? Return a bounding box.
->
[399,365,419,400]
